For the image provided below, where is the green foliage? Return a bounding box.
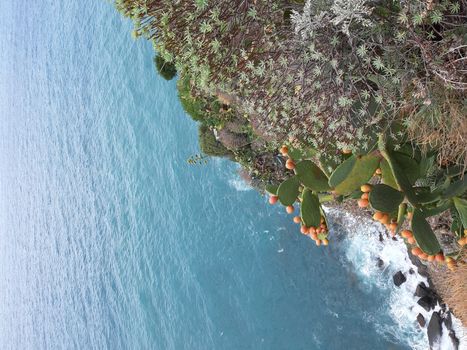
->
[198,124,231,157]
[154,55,177,80]
[380,158,398,189]
[277,176,300,206]
[391,152,420,184]
[396,203,407,231]
[295,160,330,192]
[381,148,419,205]
[301,189,321,227]
[453,198,467,228]
[411,210,441,255]
[329,154,379,195]
[177,76,205,122]
[369,184,404,213]
[443,176,467,199]
[265,184,279,196]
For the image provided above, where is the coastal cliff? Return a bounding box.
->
[115,0,466,347]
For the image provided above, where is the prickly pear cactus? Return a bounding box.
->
[329,154,380,195]
[301,189,321,228]
[277,176,300,206]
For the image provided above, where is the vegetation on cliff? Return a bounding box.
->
[115,0,466,314]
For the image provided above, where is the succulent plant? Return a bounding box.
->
[270,134,466,257]
[328,154,380,195]
[300,189,321,228]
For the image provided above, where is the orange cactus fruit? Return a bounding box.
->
[435,253,445,262]
[286,205,294,214]
[380,214,390,225]
[361,193,369,200]
[407,237,416,245]
[310,232,318,240]
[401,230,413,239]
[269,195,279,205]
[293,216,302,224]
[285,159,295,170]
[373,212,383,221]
[360,184,372,193]
[280,146,289,156]
[375,168,382,175]
[358,199,369,208]
[411,247,422,256]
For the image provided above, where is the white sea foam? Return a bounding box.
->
[217,161,253,191]
[325,207,466,350]
[228,177,252,191]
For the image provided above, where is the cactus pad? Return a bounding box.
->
[411,209,441,255]
[328,154,379,195]
[380,158,398,189]
[295,160,330,192]
[265,184,279,196]
[369,184,404,213]
[300,189,321,228]
[277,176,300,206]
[453,197,467,228]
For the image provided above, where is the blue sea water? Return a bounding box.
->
[0,1,434,349]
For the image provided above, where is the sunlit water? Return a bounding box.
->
[0,1,461,349]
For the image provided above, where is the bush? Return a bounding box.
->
[198,124,231,157]
[177,76,205,121]
[154,54,177,80]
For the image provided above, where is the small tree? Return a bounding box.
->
[154,54,177,80]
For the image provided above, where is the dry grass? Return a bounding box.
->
[405,87,467,169]
[431,252,467,324]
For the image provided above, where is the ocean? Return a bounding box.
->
[0,1,459,349]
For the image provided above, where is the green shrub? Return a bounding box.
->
[177,76,205,121]
[154,55,177,80]
[198,124,231,157]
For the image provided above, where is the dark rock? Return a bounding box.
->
[418,296,437,312]
[443,311,453,331]
[415,283,440,312]
[376,258,384,269]
[415,282,439,300]
[427,312,442,348]
[379,233,384,242]
[409,268,415,274]
[415,282,429,297]
[449,330,459,350]
[393,271,407,287]
[440,303,447,313]
[416,313,426,328]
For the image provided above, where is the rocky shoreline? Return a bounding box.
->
[407,251,462,349]
[348,204,465,350]
[331,201,464,349]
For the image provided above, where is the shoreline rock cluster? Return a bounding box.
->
[388,254,462,349]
